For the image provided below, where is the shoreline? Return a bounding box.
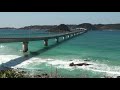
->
[0,65,61,78]
[0,64,120,78]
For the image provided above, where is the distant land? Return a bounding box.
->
[76,23,120,30]
[0,27,16,29]
[0,23,120,32]
[19,25,57,30]
[47,24,71,33]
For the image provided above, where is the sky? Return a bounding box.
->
[0,12,120,28]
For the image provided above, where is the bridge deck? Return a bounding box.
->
[0,30,86,43]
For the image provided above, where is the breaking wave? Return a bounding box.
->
[0,55,120,77]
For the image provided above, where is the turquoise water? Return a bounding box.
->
[0,29,120,78]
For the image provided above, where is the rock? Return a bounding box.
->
[42,73,48,76]
[84,59,90,61]
[76,63,91,66]
[34,75,41,78]
[69,62,75,66]
[69,62,92,66]
[41,73,49,78]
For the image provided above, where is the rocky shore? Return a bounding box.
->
[0,60,120,78]
[0,66,62,78]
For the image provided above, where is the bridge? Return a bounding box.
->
[0,30,87,52]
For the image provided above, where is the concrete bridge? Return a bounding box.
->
[0,30,87,52]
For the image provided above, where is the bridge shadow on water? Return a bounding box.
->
[1,34,82,69]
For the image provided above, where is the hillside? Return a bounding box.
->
[1,23,120,31]
[0,27,16,29]
[47,24,71,33]
[77,23,97,30]
[94,24,120,30]
[19,25,57,30]
[76,23,120,30]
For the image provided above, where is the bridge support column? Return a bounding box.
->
[63,36,66,40]
[67,35,69,38]
[69,35,71,38]
[55,37,59,43]
[22,42,29,52]
[44,39,48,46]
[68,35,70,38]
[73,33,74,36]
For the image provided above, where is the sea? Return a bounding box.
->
[0,29,120,78]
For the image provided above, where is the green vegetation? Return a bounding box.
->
[0,69,25,78]
[0,68,61,78]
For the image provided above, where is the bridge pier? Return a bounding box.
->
[44,39,48,46]
[55,37,59,43]
[63,36,66,40]
[67,35,69,38]
[1,31,86,54]
[68,35,70,38]
[69,35,71,38]
[22,42,29,52]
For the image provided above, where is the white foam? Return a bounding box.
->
[45,59,120,76]
[13,57,54,68]
[0,55,21,64]
[13,57,120,76]
[1,54,120,77]
[0,45,5,48]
